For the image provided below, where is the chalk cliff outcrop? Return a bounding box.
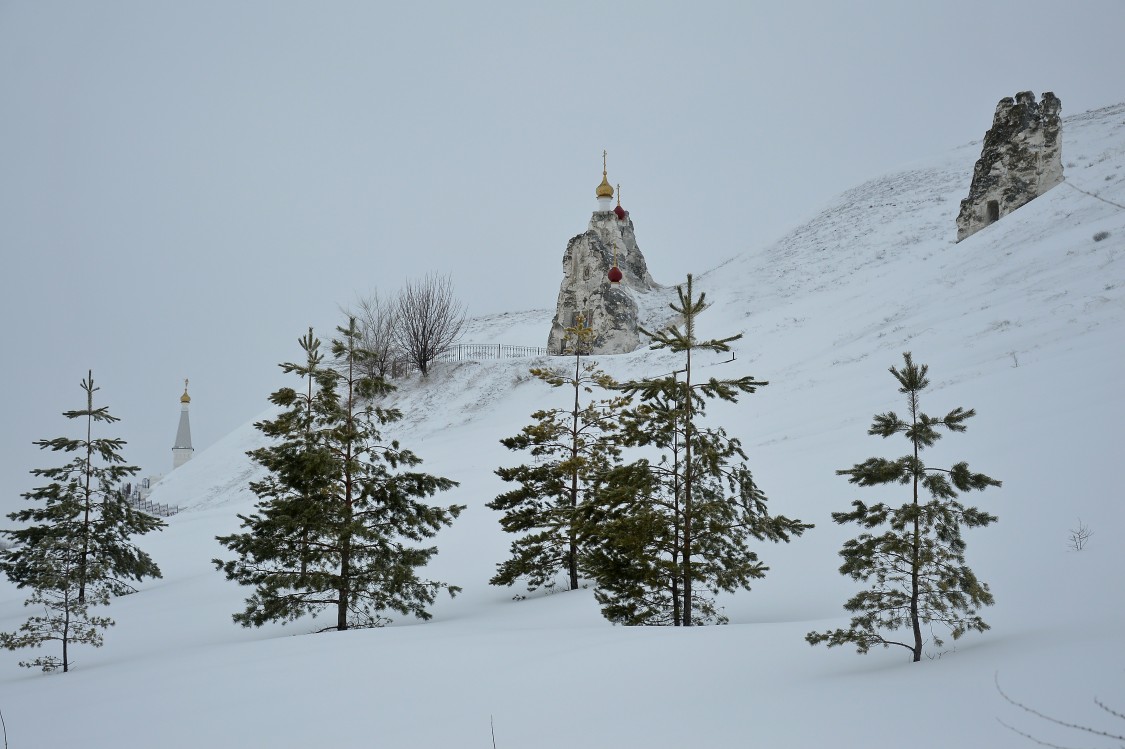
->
[548,208,656,355]
[956,91,1063,242]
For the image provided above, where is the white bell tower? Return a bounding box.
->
[172,379,194,470]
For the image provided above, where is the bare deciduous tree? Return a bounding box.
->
[394,273,466,377]
[1068,518,1093,551]
[345,291,400,381]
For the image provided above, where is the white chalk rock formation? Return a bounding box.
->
[548,205,657,355]
[956,91,1063,242]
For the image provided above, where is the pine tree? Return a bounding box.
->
[0,536,113,672]
[806,352,1001,662]
[214,320,464,631]
[584,275,810,625]
[240,327,332,586]
[3,371,163,602]
[487,315,626,592]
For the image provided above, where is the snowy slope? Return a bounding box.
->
[1,104,1123,749]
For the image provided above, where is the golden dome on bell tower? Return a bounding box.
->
[180,378,191,404]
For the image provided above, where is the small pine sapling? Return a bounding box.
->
[3,371,164,601]
[0,536,114,673]
[806,353,1000,661]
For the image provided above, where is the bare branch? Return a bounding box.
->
[1068,518,1093,552]
[996,673,1125,745]
[996,718,1087,749]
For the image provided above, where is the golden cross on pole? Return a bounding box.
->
[602,149,607,175]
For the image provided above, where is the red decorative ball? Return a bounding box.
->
[608,266,623,284]
[613,204,627,220]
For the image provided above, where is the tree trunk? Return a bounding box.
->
[337,349,356,632]
[671,507,682,626]
[301,351,314,585]
[299,528,309,586]
[681,340,694,626]
[671,372,682,627]
[338,441,352,631]
[568,348,581,590]
[62,585,71,673]
[79,370,94,605]
[909,391,923,662]
[338,539,350,632]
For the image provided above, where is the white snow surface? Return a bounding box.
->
[2,104,1124,748]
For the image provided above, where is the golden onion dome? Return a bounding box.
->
[596,172,614,199]
[180,379,191,404]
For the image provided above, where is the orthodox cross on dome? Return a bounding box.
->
[181,378,190,404]
[614,184,628,220]
[596,149,614,209]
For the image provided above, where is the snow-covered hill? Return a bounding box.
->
[1,103,1123,748]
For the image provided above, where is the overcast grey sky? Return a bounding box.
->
[2,1,1122,509]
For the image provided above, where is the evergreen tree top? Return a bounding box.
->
[29,370,137,470]
[331,317,396,402]
[61,370,120,425]
[836,352,1002,496]
[640,274,744,356]
[560,313,595,357]
[275,327,324,380]
[862,352,983,451]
